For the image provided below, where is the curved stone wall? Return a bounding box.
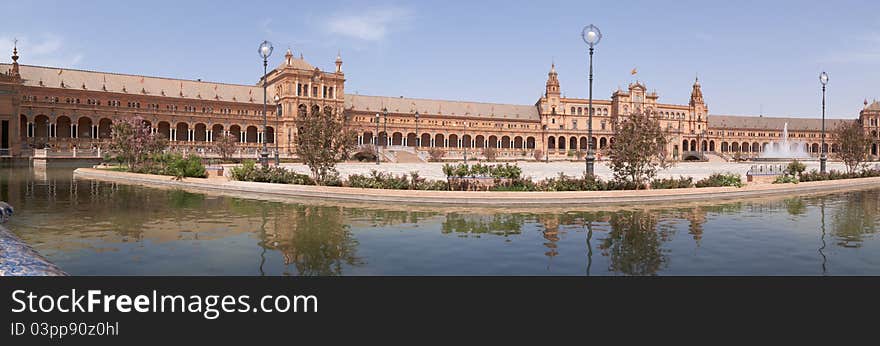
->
[0,225,66,276]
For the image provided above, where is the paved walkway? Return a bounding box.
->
[279,160,855,181]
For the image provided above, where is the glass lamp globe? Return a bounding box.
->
[258,40,274,59]
[581,24,602,47]
[819,71,829,85]
[274,94,281,103]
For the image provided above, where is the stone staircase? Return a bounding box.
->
[379,146,426,163]
[393,150,424,163]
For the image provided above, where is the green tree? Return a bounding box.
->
[294,106,355,184]
[214,132,238,162]
[832,121,870,174]
[109,115,167,170]
[607,110,670,188]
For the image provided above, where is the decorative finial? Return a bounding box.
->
[12,38,18,62]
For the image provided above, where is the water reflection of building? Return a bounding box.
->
[541,217,560,259]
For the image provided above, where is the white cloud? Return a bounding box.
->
[326,6,412,41]
[260,18,274,36]
[0,34,84,67]
[823,31,880,64]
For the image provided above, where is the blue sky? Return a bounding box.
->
[1,0,878,118]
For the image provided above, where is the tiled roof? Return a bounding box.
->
[709,114,854,131]
[345,94,539,120]
[2,63,269,103]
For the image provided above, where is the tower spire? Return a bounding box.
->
[545,62,559,95]
[690,75,704,106]
[335,50,343,73]
[9,38,20,78]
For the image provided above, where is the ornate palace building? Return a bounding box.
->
[2,45,879,161]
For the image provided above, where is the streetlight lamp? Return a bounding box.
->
[463,122,468,165]
[414,111,420,148]
[274,94,281,165]
[383,108,388,150]
[819,71,829,174]
[582,24,601,176]
[258,40,274,168]
[375,113,380,165]
[542,124,549,163]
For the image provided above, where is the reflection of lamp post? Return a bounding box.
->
[819,71,829,174]
[415,111,420,148]
[819,199,827,275]
[258,40,274,168]
[582,24,601,176]
[375,113,380,165]
[274,94,281,165]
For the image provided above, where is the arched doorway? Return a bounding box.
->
[194,123,207,142]
[77,117,93,138]
[98,118,112,139]
[56,116,72,138]
[176,123,189,141]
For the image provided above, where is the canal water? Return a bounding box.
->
[2,164,879,275]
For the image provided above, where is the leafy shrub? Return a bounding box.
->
[488,163,522,179]
[605,179,647,191]
[539,173,606,191]
[441,163,522,180]
[166,154,207,179]
[773,175,799,184]
[650,176,694,189]
[346,170,448,190]
[131,153,206,179]
[230,160,314,185]
[694,173,743,188]
[347,170,410,189]
[786,160,806,177]
[799,168,880,182]
[489,179,538,191]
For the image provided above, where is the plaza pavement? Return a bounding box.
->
[280,160,855,181]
